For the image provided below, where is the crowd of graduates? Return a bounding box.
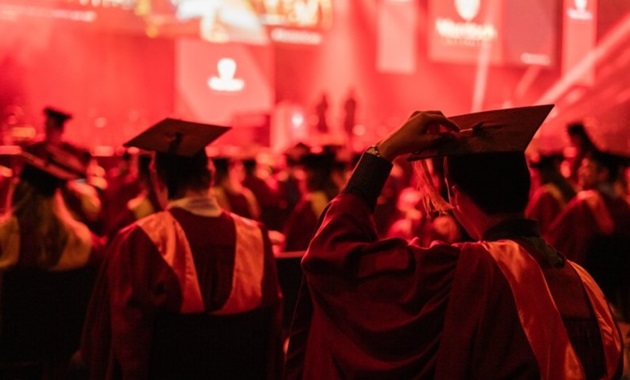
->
[13,109,630,262]
[0,106,629,379]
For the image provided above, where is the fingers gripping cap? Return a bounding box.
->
[409,104,555,160]
[123,118,231,157]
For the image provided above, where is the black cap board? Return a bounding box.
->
[408,104,554,160]
[44,107,72,124]
[123,118,231,157]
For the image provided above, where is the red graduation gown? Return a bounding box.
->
[526,183,569,235]
[80,197,283,380]
[545,189,630,322]
[290,193,621,379]
[545,189,630,266]
[284,154,622,380]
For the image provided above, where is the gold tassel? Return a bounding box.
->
[412,159,453,217]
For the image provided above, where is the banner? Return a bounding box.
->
[562,0,597,85]
[429,0,556,67]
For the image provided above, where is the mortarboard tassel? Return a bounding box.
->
[412,159,453,217]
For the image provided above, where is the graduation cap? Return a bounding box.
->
[299,145,338,172]
[44,107,72,125]
[570,120,630,178]
[19,151,81,196]
[283,142,311,166]
[406,104,554,216]
[408,104,554,161]
[123,118,231,157]
[586,147,630,182]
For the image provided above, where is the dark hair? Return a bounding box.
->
[301,152,336,194]
[587,150,625,182]
[445,152,531,215]
[154,151,212,199]
[10,180,70,268]
[137,153,153,186]
[211,157,230,183]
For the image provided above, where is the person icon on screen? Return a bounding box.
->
[208,58,245,92]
